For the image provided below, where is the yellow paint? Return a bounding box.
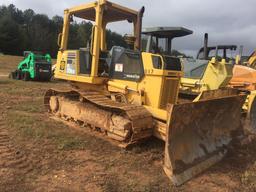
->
[53,0,182,122]
[246,90,256,114]
[248,50,256,68]
[55,0,140,85]
[108,52,181,120]
[232,51,256,116]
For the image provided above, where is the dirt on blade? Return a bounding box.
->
[1,54,256,192]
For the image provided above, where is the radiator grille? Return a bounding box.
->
[160,77,179,109]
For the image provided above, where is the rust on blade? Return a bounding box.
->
[164,93,246,186]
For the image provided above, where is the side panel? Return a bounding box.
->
[109,52,182,113]
[55,50,79,77]
[142,52,182,109]
[54,50,106,84]
[160,77,180,109]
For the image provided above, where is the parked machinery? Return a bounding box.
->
[10,51,52,81]
[176,31,256,133]
[44,1,246,186]
[236,47,256,69]
[193,36,256,133]
[142,29,238,101]
[230,48,256,132]
[247,50,256,68]
[180,33,237,101]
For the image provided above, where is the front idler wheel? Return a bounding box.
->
[16,70,22,80]
[49,96,59,113]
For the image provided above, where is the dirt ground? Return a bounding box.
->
[1,55,256,192]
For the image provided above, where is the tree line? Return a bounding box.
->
[0,4,127,57]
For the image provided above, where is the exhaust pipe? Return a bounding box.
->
[135,6,145,51]
[235,45,244,65]
[239,45,244,57]
[203,33,208,60]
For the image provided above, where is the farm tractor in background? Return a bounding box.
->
[10,51,52,81]
[44,0,246,186]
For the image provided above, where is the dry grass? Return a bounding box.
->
[0,55,22,74]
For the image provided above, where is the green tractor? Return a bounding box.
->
[10,51,52,81]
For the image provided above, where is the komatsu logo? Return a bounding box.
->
[124,74,140,79]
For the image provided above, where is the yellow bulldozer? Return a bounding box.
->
[229,64,256,133]
[141,28,239,100]
[189,34,256,132]
[180,33,237,102]
[229,47,256,132]
[169,31,256,133]
[44,0,246,186]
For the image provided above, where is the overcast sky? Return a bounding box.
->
[1,0,256,56]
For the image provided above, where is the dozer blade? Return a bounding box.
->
[163,93,246,186]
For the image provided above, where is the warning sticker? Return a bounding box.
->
[115,63,123,72]
[60,61,65,70]
[66,60,76,75]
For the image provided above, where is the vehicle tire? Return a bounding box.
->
[16,70,22,80]
[9,72,16,79]
[23,72,30,81]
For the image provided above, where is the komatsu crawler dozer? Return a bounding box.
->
[229,65,256,132]
[44,1,246,186]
